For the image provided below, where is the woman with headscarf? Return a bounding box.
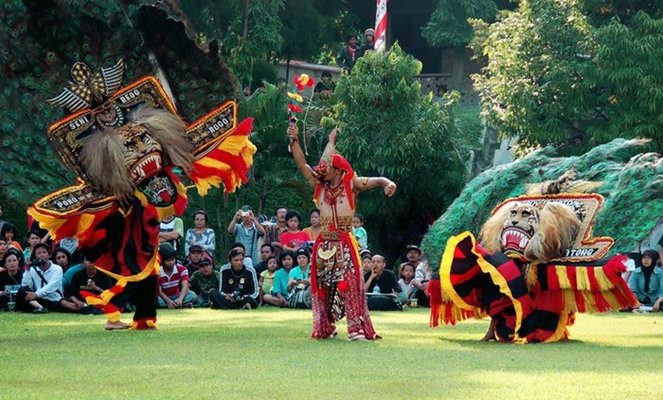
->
[628,249,663,311]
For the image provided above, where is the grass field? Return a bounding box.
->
[1,308,661,400]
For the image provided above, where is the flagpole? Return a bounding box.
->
[375,0,388,52]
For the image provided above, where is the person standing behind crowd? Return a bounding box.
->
[0,201,6,234]
[263,250,295,307]
[359,28,375,56]
[336,34,360,72]
[185,210,216,259]
[303,209,321,242]
[159,214,184,254]
[352,214,368,249]
[628,249,663,311]
[188,258,220,307]
[262,206,288,254]
[212,249,259,310]
[280,210,311,252]
[227,205,265,264]
[314,72,335,96]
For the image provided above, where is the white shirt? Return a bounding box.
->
[21,262,64,302]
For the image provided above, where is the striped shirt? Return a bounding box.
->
[158,264,189,297]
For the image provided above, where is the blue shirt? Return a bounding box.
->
[233,224,262,262]
[271,268,291,297]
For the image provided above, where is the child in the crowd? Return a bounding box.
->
[263,250,295,306]
[259,255,278,305]
[398,262,416,305]
[352,213,368,249]
[280,210,311,252]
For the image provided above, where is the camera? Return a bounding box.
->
[233,290,242,301]
[241,211,249,217]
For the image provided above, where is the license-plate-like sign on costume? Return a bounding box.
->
[430,186,638,343]
[28,60,256,329]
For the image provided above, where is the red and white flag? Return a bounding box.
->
[374,0,388,52]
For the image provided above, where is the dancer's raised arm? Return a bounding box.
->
[287,123,317,188]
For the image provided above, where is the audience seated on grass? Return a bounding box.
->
[211,248,258,309]
[157,243,197,309]
[286,248,312,309]
[263,250,295,307]
[258,255,277,305]
[17,243,75,313]
[65,257,114,314]
[184,244,214,276]
[397,262,416,306]
[188,258,220,308]
[364,254,402,311]
[0,248,24,311]
[628,249,663,312]
[253,243,275,276]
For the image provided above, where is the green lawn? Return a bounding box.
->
[1,308,661,399]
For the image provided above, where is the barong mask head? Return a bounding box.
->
[480,202,580,263]
[47,59,194,205]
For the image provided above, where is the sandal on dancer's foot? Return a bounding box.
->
[105,321,131,330]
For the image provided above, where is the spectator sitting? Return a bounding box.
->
[211,248,259,309]
[263,250,295,307]
[287,248,312,309]
[360,249,373,275]
[280,209,311,252]
[628,249,663,312]
[185,209,216,259]
[17,243,67,313]
[364,254,402,311]
[0,248,24,310]
[352,214,368,249]
[157,243,197,309]
[314,72,335,96]
[227,205,265,264]
[398,262,417,305]
[258,255,278,305]
[65,257,114,314]
[407,244,431,307]
[302,208,321,242]
[188,258,220,308]
[254,243,275,276]
[184,244,214,276]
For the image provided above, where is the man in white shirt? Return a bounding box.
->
[18,243,65,313]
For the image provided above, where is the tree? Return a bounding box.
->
[330,44,479,260]
[422,0,500,48]
[471,0,663,151]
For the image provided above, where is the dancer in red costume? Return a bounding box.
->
[287,123,396,340]
[28,60,255,330]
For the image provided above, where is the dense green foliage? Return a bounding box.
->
[422,138,663,271]
[471,0,663,151]
[1,309,662,399]
[422,0,500,48]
